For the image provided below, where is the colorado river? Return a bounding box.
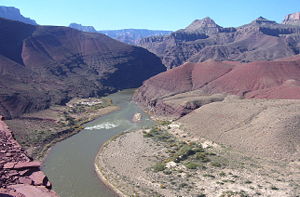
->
[42,90,154,197]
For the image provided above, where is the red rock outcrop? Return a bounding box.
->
[134,55,300,116]
[0,116,58,197]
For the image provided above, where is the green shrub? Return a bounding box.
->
[195,152,210,162]
[178,183,188,189]
[163,170,172,175]
[270,186,279,190]
[211,161,222,168]
[185,162,199,169]
[152,162,166,172]
[244,180,252,184]
[159,120,171,126]
[203,174,215,178]
[143,132,153,138]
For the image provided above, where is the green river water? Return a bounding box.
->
[42,90,154,197]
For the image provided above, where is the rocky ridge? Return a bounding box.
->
[0,6,37,25]
[283,12,300,25]
[138,14,300,68]
[0,17,165,119]
[68,23,172,44]
[134,55,300,116]
[0,116,58,197]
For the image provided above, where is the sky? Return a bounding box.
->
[0,0,299,31]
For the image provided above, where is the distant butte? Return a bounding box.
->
[282,12,300,25]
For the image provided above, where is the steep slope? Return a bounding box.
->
[179,98,300,161]
[134,55,300,115]
[139,15,300,68]
[0,116,58,196]
[0,18,165,118]
[0,6,37,25]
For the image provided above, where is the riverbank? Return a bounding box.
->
[6,97,119,160]
[95,121,300,196]
[42,90,155,197]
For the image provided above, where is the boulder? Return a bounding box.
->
[29,171,46,186]
[3,162,16,169]
[14,162,41,169]
[19,177,33,185]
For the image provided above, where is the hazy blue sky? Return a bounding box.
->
[0,0,299,30]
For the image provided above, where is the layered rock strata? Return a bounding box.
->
[139,15,300,68]
[134,55,300,117]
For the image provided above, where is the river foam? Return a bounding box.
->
[85,122,119,130]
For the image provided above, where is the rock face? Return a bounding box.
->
[138,15,300,68]
[69,23,97,33]
[134,55,300,116]
[0,6,37,25]
[0,18,165,119]
[0,116,58,197]
[283,12,300,25]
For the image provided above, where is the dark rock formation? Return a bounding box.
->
[0,18,165,119]
[283,12,300,25]
[0,6,37,25]
[134,55,300,116]
[0,116,58,197]
[138,15,300,69]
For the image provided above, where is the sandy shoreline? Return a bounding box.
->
[94,130,171,196]
[94,124,300,197]
[95,146,126,197]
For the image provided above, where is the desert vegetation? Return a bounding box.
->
[6,97,118,159]
[96,120,299,196]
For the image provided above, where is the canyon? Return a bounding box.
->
[1,4,300,196]
[138,13,300,69]
[0,17,165,119]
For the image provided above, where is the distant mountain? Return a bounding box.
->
[68,23,171,44]
[282,12,300,25]
[69,23,97,33]
[0,18,165,118]
[0,6,37,25]
[99,29,172,44]
[138,15,300,68]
